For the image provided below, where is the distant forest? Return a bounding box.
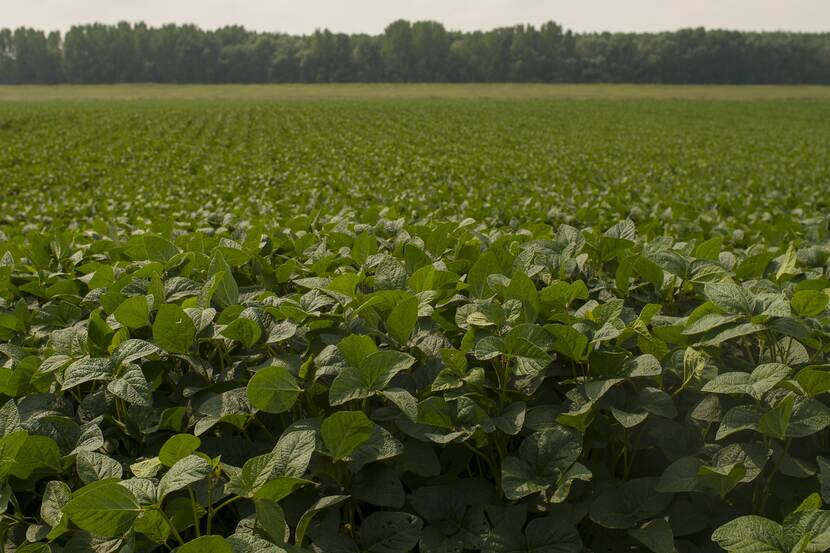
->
[1,20,829,84]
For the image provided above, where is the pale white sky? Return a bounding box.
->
[3,0,829,34]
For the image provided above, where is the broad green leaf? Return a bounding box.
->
[759,395,794,439]
[157,455,211,500]
[271,427,316,478]
[295,495,349,546]
[795,368,830,397]
[627,519,676,553]
[360,511,423,553]
[158,434,200,467]
[207,252,239,309]
[501,426,583,500]
[107,364,153,406]
[41,480,72,527]
[76,451,123,484]
[114,295,150,329]
[254,476,313,502]
[221,317,262,348]
[111,339,162,367]
[255,498,288,544]
[698,463,746,497]
[177,535,232,553]
[329,350,415,405]
[322,411,374,461]
[62,480,140,537]
[153,304,197,354]
[589,477,672,529]
[711,516,785,553]
[337,334,378,367]
[386,294,419,345]
[717,405,763,440]
[0,431,27,478]
[247,365,301,414]
[703,281,754,314]
[791,290,829,317]
[62,357,113,390]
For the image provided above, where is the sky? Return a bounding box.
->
[4,0,829,34]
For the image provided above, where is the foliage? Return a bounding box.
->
[0,97,830,551]
[2,20,830,84]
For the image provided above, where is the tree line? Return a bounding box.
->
[1,20,829,84]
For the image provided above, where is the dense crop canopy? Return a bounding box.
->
[0,96,829,551]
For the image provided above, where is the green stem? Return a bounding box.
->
[206,473,215,534]
[206,495,242,533]
[250,415,277,442]
[758,437,792,514]
[156,507,185,546]
[462,441,501,491]
[187,486,201,537]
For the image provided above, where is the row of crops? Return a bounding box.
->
[1,97,830,552]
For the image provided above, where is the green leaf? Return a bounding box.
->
[657,457,703,493]
[62,480,140,537]
[247,366,301,414]
[158,434,200,467]
[759,395,794,439]
[221,317,262,348]
[353,464,405,508]
[295,495,349,546]
[207,252,239,309]
[177,535,232,553]
[322,411,374,461]
[359,511,423,553]
[501,426,583,500]
[783,509,830,551]
[41,480,72,527]
[819,457,830,504]
[589,477,672,529]
[545,324,588,361]
[76,451,122,484]
[485,514,582,553]
[698,463,746,497]
[717,404,763,440]
[711,515,785,553]
[703,281,753,314]
[62,357,113,391]
[107,364,152,406]
[795,368,830,397]
[0,430,27,478]
[254,498,287,544]
[792,290,829,317]
[153,304,197,354]
[386,294,419,345]
[114,295,150,329]
[254,476,313,502]
[787,397,830,438]
[337,334,378,367]
[352,232,377,265]
[627,519,676,553]
[776,244,799,281]
[111,339,162,367]
[270,427,316,478]
[329,350,415,405]
[749,364,791,400]
[157,455,211,500]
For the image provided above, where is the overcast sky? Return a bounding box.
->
[5,0,830,34]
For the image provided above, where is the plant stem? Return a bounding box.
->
[156,507,185,546]
[187,486,201,537]
[206,495,242,533]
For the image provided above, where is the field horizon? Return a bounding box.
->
[2,82,830,102]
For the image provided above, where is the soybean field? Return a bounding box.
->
[1,85,830,553]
